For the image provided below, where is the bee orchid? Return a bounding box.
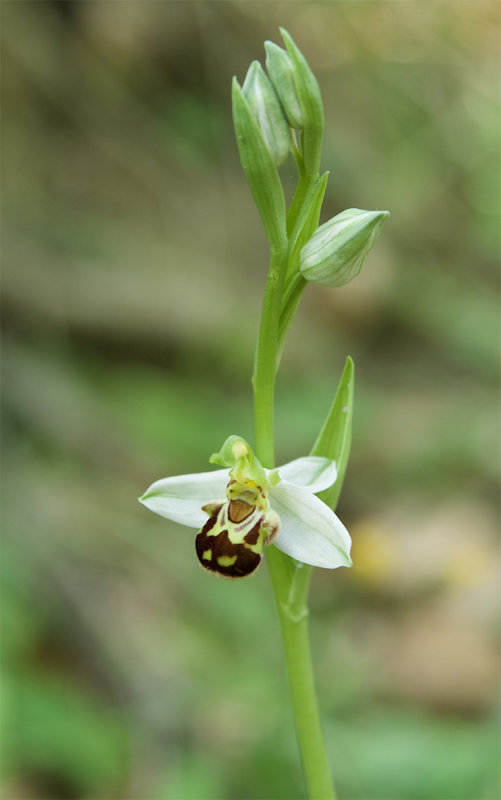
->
[139,436,352,579]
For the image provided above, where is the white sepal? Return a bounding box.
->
[270,482,352,568]
[139,469,228,528]
[275,456,337,493]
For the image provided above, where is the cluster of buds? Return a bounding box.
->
[232,28,389,286]
[237,29,324,174]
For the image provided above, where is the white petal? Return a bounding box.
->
[139,469,228,528]
[270,483,352,568]
[275,456,337,493]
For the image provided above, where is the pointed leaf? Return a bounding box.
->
[311,356,354,511]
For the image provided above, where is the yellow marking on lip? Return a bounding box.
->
[245,540,264,555]
[202,549,212,561]
[217,555,238,567]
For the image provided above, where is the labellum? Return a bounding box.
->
[195,484,278,579]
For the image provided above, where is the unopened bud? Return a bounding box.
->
[242,60,290,168]
[277,28,325,175]
[264,41,303,129]
[300,208,390,287]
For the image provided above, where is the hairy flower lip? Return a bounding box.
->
[139,455,352,570]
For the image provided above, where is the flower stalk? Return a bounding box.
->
[252,246,288,467]
[252,157,337,799]
[140,27,388,800]
[246,30,366,799]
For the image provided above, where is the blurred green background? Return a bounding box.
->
[1,2,500,799]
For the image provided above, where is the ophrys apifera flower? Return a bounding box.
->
[140,436,352,579]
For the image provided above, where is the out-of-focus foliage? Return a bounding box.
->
[1,2,499,799]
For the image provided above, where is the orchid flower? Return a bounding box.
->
[140,435,352,579]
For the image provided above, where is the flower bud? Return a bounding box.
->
[242,60,290,168]
[300,208,390,287]
[276,28,325,175]
[264,41,303,129]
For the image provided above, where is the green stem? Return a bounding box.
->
[253,236,336,798]
[267,549,336,799]
[286,172,316,246]
[252,244,287,467]
[277,274,307,360]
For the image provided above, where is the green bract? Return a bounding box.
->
[300,208,390,287]
[232,77,287,251]
[242,61,290,168]
[312,356,354,512]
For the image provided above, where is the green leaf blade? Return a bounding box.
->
[311,356,355,511]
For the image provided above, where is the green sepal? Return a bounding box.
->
[279,28,324,176]
[232,77,287,251]
[311,357,354,511]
